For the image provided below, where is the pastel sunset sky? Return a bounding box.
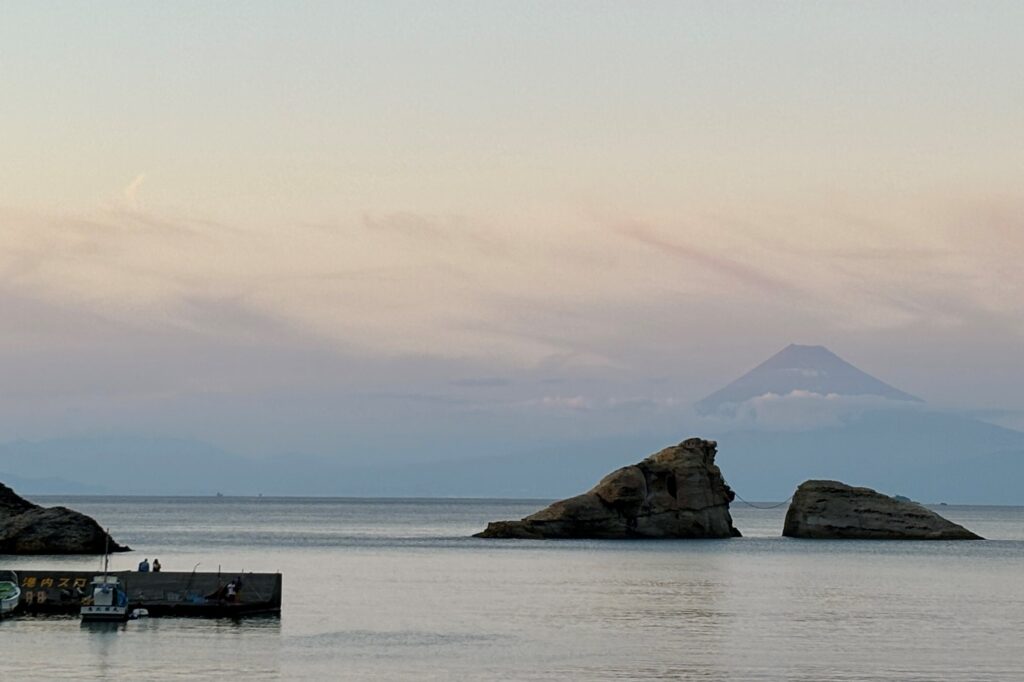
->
[2,2,1022,458]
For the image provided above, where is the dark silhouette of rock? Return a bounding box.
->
[783,480,982,540]
[475,438,740,539]
[0,482,129,554]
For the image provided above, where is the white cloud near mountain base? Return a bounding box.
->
[697,391,926,431]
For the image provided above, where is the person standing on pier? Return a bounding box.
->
[138,558,150,572]
[153,559,162,573]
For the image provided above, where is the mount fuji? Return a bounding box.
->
[694,344,1024,503]
[695,343,922,416]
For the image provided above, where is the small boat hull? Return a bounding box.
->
[81,605,129,622]
[0,574,20,618]
[0,596,19,618]
[80,574,128,622]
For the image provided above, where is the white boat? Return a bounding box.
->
[0,570,20,618]
[80,530,129,622]
[80,575,128,622]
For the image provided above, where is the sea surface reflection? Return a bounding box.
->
[1,497,1021,680]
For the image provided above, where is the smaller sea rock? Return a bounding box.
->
[783,480,981,540]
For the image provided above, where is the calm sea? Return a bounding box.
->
[1,497,1022,681]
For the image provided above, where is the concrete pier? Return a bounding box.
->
[12,569,281,617]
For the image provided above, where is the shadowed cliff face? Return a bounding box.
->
[783,480,982,540]
[0,482,36,516]
[475,438,740,539]
[0,482,129,554]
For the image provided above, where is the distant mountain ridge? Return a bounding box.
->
[4,345,1023,504]
[695,344,922,415]
[6,410,1024,504]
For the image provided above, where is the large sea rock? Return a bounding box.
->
[0,482,129,554]
[475,438,740,539]
[783,480,982,540]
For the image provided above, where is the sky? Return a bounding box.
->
[2,2,1023,460]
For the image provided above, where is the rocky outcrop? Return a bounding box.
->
[0,483,129,554]
[475,438,740,539]
[783,480,981,540]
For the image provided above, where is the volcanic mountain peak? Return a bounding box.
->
[695,344,923,415]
